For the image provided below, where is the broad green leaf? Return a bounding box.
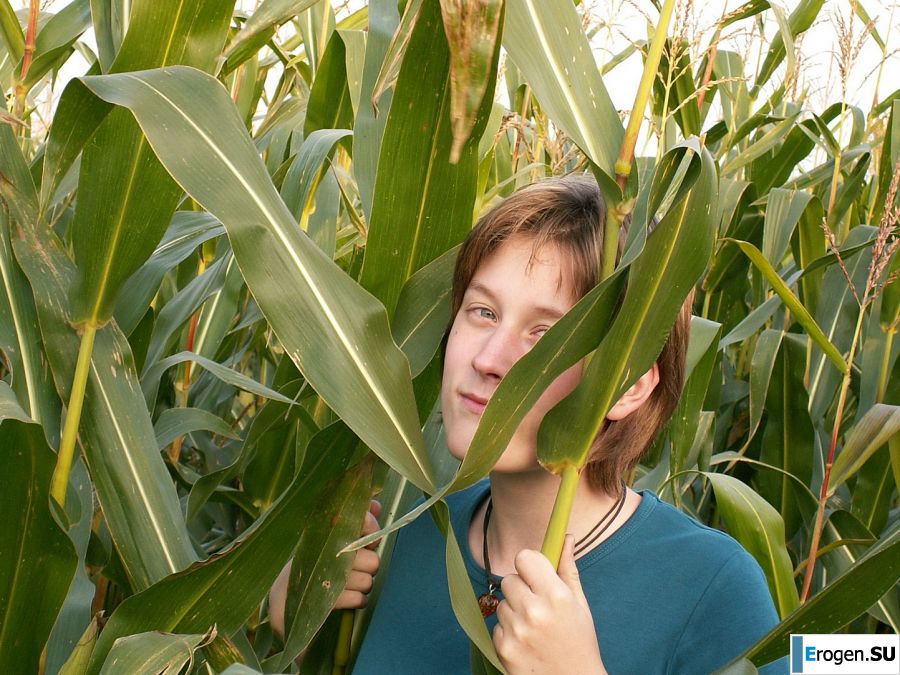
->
[339,28,367,116]
[0,96,38,225]
[795,196,825,317]
[0,0,23,63]
[432,501,505,672]
[304,31,354,135]
[23,0,91,88]
[703,472,799,617]
[670,318,721,472]
[224,0,319,68]
[850,445,893,537]
[281,129,353,226]
[0,210,60,443]
[824,151,870,234]
[114,211,225,336]
[154,407,239,450]
[141,253,230,373]
[392,245,457,378]
[361,0,494,317]
[141,351,295,409]
[0,380,30,422]
[99,629,215,675]
[718,294,782,349]
[726,239,847,374]
[85,422,361,675]
[741,524,900,666]
[822,510,899,632]
[67,0,234,327]
[502,0,622,194]
[353,0,400,221]
[761,188,812,266]
[722,112,800,176]
[370,0,423,109]
[758,334,813,535]
[807,226,873,421]
[439,0,505,162]
[829,403,900,494]
[746,329,782,446]
[89,0,126,72]
[193,256,244,361]
[76,66,434,492]
[539,142,717,473]
[45,459,95,675]
[58,616,101,675]
[276,458,373,668]
[0,419,77,675]
[753,0,824,91]
[12,219,197,589]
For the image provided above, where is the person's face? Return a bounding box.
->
[440,235,583,473]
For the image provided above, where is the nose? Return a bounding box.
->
[471,325,523,381]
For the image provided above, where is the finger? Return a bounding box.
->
[369,499,382,519]
[362,510,380,536]
[344,569,374,594]
[557,534,589,610]
[513,548,564,596]
[498,573,531,611]
[363,501,382,549]
[352,548,379,575]
[335,589,367,610]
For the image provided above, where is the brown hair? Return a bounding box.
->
[448,175,691,497]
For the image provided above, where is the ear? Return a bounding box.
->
[606,363,660,421]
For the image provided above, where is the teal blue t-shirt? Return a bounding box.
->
[355,481,787,674]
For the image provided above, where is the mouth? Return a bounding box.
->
[460,392,489,415]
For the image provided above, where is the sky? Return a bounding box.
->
[18,0,900,154]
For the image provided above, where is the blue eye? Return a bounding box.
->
[476,307,497,321]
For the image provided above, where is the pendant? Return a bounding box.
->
[478,592,500,617]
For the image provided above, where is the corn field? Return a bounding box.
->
[0,0,898,672]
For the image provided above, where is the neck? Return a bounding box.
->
[476,469,626,576]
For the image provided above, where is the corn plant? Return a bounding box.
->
[0,0,898,674]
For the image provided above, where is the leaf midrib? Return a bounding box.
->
[117,72,432,488]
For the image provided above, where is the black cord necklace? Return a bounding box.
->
[477,483,628,617]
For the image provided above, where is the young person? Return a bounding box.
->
[276,176,786,673]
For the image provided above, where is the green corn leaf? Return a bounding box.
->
[55,0,233,328]
[224,0,319,69]
[12,219,198,589]
[99,628,216,675]
[538,141,717,473]
[276,458,374,668]
[392,245,458,378]
[23,0,91,88]
[502,0,622,196]
[0,0,24,63]
[76,65,435,493]
[829,403,900,495]
[0,419,77,675]
[726,239,847,375]
[0,208,60,444]
[153,407,239,450]
[703,472,799,618]
[114,211,224,336]
[361,0,495,317]
[753,0,824,92]
[740,524,900,666]
[85,422,362,674]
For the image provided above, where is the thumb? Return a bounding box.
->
[558,534,589,610]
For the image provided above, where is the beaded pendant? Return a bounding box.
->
[478,591,500,617]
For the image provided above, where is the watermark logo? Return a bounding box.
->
[790,634,899,674]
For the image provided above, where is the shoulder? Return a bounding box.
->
[634,489,758,568]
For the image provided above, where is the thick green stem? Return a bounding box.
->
[51,322,97,506]
[332,609,355,675]
[614,0,676,190]
[540,465,581,568]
